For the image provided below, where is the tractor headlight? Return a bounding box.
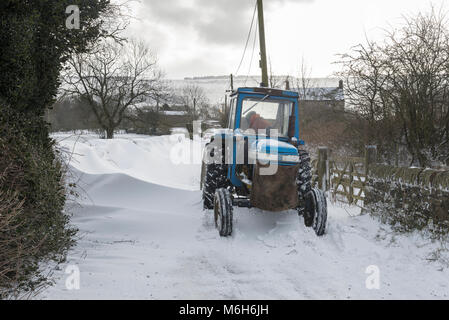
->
[249,151,299,163]
[280,155,300,163]
[255,153,279,163]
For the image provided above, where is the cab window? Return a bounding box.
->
[240,97,293,137]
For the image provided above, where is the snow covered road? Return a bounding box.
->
[38,134,449,300]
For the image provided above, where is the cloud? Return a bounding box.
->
[126,0,315,78]
[141,0,312,46]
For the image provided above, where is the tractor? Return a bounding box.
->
[200,0,328,237]
[200,87,328,237]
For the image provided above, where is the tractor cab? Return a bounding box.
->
[228,87,302,144]
[227,87,304,187]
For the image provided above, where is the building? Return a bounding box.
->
[294,80,345,111]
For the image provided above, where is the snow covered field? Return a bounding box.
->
[38,133,449,300]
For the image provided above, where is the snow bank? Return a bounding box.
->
[54,133,201,191]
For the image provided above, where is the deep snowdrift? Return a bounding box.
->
[56,133,201,190]
[38,133,449,299]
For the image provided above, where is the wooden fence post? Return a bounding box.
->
[348,161,354,204]
[362,145,378,209]
[317,147,329,192]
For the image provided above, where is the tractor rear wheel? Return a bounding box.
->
[296,150,313,222]
[202,163,228,210]
[214,188,233,237]
[304,188,328,236]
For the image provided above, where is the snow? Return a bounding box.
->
[56,133,200,191]
[38,133,449,300]
[161,110,188,116]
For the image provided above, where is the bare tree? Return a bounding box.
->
[339,7,449,166]
[337,40,400,161]
[296,56,315,99]
[268,58,282,88]
[65,39,162,139]
[125,80,174,135]
[179,84,210,121]
[207,102,228,128]
[151,79,173,113]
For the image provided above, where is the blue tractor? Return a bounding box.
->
[200,0,327,237]
[200,87,328,237]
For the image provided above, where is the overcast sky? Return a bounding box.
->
[125,0,447,79]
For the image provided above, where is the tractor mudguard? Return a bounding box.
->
[250,163,299,212]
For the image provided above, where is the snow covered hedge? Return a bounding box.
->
[365,165,449,234]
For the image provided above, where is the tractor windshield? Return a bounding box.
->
[240,97,293,137]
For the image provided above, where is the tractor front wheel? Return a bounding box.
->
[202,163,228,209]
[214,188,233,237]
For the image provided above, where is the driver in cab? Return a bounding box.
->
[246,111,271,131]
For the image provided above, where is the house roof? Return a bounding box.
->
[293,87,345,102]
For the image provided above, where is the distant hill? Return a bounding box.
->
[170,77,341,104]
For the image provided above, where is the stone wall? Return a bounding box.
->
[365,165,449,232]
